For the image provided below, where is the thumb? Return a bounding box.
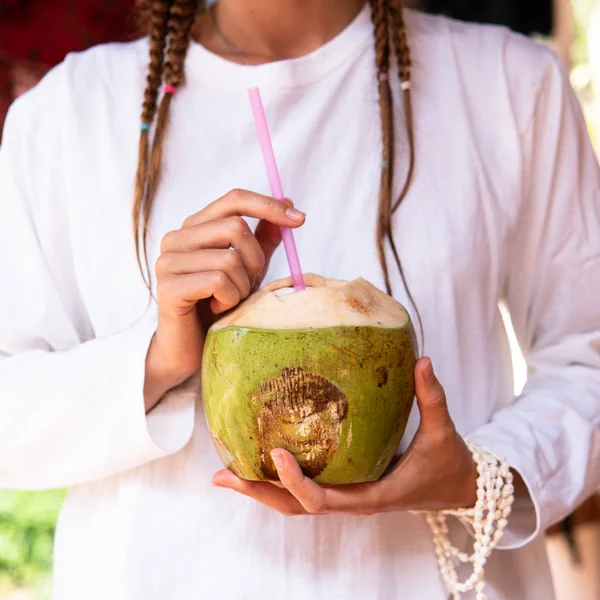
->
[414,357,453,433]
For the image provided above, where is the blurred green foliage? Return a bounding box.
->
[0,490,65,597]
[572,0,595,66]
[571,0,598,150]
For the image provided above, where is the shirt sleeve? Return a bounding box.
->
[0,88,196,492]
[467,49,600,548]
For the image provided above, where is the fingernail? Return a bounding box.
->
[271,450,285,471]
[285,207,305,223]
[422,358,435,382]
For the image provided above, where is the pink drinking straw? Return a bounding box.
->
[248,87,306,292]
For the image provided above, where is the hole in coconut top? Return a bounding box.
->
[273,287,312,298]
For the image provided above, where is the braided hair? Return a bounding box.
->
[134,0,199,282]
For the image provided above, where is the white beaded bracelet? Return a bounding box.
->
[413,441,515,600]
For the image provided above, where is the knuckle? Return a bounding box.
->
[428,383,446,406]
[160,230,178,253]
[155,252,174,276]
[211,270,229,289]
[229,216,248,238]
[227,188,245,203]
[430,422,457,447]
[441,422,458,442]
[433,389,446,406]
[221,249,241,270]
[269,198,283,214]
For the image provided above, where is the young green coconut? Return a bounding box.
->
[201,274,418,485]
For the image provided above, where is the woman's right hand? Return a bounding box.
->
[144,189,306,410]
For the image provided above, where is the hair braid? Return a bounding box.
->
[370,0,392,75]
[135,0,202,287]
[133,0,172,278]
[163,0,199,88]
[369,0,395,292]
[369,0,423,348]
[145,0,198,218]
[142,0,173,124]
[389,0,415,212]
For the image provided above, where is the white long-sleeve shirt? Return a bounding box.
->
[1,7,599,600]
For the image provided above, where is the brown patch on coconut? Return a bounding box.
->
[253,368,348,480]
[376,366,388,388]
[344,294,373,315]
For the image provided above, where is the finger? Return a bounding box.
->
[158,271,240,314]
[161,217,266,280]
[414,357,453,434]
[210,297,236,315]
[156,249,251,301]
[253,218,282,283]
[183,189,305,229]
[271,450,383,515]
[212,469,307,516]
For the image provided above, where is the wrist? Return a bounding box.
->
[144,331,199,412]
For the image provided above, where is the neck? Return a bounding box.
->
[197,0,366,63]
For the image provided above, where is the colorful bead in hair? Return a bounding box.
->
[379,72,389,82]
[164,84,176,95]
[401,80,411,91]
[140,122,151,132]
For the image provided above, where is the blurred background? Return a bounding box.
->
[0,1,598,599]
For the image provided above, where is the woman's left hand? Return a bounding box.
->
[212,357,478,516]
